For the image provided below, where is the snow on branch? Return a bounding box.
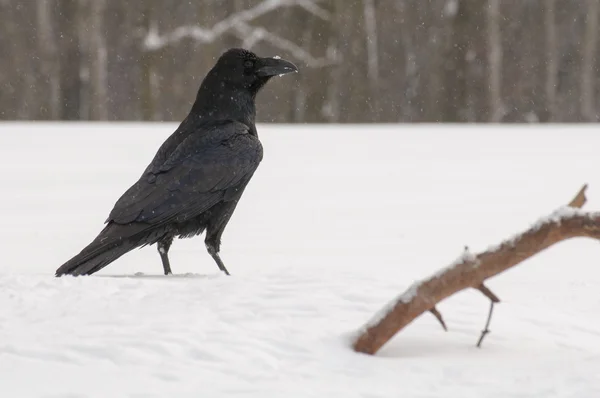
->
[352,184,600,355]
[142,0,337,68]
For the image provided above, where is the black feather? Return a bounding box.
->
[55,48,297,277]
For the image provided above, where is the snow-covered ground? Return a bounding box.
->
[1,122,600,397]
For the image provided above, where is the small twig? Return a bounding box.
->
[477,283,500,303]
[476,300,495,348]
[475,283,499,348]
[568,183,588,208]
[429,307,448,331]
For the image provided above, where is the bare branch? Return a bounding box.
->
[429,307,447,331]
[545,0,558,121]
[143,0,291,50]
[363,0,379,83]
[234,23,339,68]
[581,0,599,121]
[353,184,597,355]
[487,0,505,122]
[142,0,338,68]
[476,301,495,348]
[477,283,500,303]
[475,283,500,348]
[568,184,588,208]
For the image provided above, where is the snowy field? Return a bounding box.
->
[1,122,600,397]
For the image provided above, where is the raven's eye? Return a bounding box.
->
[244,60,254,69]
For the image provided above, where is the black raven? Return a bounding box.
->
[55,48,298,277]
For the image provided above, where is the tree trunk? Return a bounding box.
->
[55,0,83,120]
[140,0,158,121]
[487,0,503,122]
[545,0,558,121]
[36,0,61,120]
[88,0,108,120]
[77,0,91,119]
[396,1,418,122]
[581,0,599,121]
[363,0,380,120]
[322,0,344,123]
[442,0,470,122]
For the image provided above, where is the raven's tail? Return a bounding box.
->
[55,223,149,277]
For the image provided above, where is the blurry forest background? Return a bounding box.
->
[1,0,600,123]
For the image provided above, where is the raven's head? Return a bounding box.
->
[209,48,298,95]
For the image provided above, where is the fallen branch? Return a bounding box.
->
[352,184,595,355]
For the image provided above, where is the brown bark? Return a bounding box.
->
[353,184,596,355]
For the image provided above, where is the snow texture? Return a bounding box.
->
[1,123,600,397]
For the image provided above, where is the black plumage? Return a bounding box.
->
[55,48,298,277]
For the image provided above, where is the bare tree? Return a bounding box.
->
[76,0,91,119]
[321,0,344,123]
[139,0,161,121]
[54,0,83,120]
[581,0,599,121]
[88,0,108,120]
[4,0,600,123]
[140,0,336,121]
[545,0,558,121]
[487,0,503,122]
[36,0,61,119]
[396,1,419,122]
[441,0,472,122]
[363,0,379,119]
[143,0,337,68]
[8,2,39,119]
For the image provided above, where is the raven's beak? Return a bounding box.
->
[256,57,298,77]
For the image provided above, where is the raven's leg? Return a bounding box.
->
[205,240,230,276]
[205,201,240,276]
[157,235,174,275]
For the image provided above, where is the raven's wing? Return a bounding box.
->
[108,120,263,225]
